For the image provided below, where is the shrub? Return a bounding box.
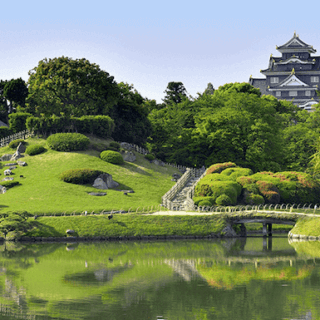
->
[109,141,120,151]
[256,181,280,204]
[244,193,264,205]
[100,150,124,165]
[193,196,215,206]
[206,162,237,175]
[9,139,26,149]
[220,167,253,181]
[198,199,213,207]
[0,181,20,189]
[236,176,255,187]
[60,168,104,184]
[145,154,155,161]
[47,133,90,152]
[25,145,46,156]
[0,127,12,139]
[76,115,115,138]
[8,112,32,133]
[216,194,233,206]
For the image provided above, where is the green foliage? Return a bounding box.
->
[8,139,25,149]
[145,154,155,161]
[0,127,12,139]
[25,145,46,156]
[220,167,253,180]
[0,181,20,189]
[193,196,215,206]
[75,115,115,138]
[3,78,28,113]
[216,194,233,206]
[244,193,264,205]
[27,57,119,117]
[198,199,213,207]
[47,133,90,151]
[109,141,120,151]
[8,112,32,133]
[100,150,124,164]
[256,181,280,204]
[0,211,33,239]
[206,162,237,175]
[163,81,188,105]
[59,168,104,185]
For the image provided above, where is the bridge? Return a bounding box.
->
[230,218,296,237]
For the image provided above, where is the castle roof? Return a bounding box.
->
[276,32,316,53]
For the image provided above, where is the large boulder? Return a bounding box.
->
[0,186,6,194]
[17,161,27,166]
[121,150,136,162]
[120,142,133,150]
[11,150,24,161]
[0,154,12,161]
[152,159,165,166]
[16,142,26,153]
[92,173,119,190]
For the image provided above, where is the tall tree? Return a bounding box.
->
[163,81,187,104]
[3,78,28,113]
[27,57,119,117]
[0,80,9,123]
[203,83,215,95]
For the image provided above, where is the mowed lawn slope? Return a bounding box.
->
[0,136,179,214]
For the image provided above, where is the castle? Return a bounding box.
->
[249,32,320,110]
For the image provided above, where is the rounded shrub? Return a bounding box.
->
[206,162,237,175]
[60,168,104,184]
[109,141,120,151]
[47,133,90,152]
[198,199,213,207]
[9,139,26,149]
[244,193,265,205]
[216,194,233,206]
[25,145,46,156]
[193,196,215,206]
[145,154,155,161]
[100,150,124,165]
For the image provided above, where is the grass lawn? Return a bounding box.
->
[0,136,180,215]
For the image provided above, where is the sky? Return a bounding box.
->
[1,1,320,103]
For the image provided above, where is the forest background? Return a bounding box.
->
[1,56,320,175]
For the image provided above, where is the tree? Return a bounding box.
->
[27,57,119,117]
[110,83,152,145]
[163,81,188,104]
[203,83,215,95]
[0,80,9,123]
[3,78,28,114]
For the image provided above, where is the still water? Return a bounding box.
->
[0,237,319,320]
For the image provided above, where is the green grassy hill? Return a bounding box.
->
[0,136,179,215]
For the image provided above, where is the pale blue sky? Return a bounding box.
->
[1,0,320,103]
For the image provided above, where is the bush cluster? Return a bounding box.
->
[25,145,46,156]
[8,113,32,133]
[145,154,155,161]
[9,139,26,149]
[47,133,90,152]
[109,141,120,151]
[26,115,114,138]
[206,162,237,175]
[60,168,104,184]
[100,150,124,165]
[194,162,320,206]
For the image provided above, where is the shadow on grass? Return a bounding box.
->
[123,162,151,176]
[30,221,64,237]
[113,221,127,228]
[0,205,9,208]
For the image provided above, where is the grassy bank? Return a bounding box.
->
[22,214,227,239]
[0,136,180,214]
[290,217,320,237]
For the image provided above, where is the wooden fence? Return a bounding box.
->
[0,130,33,148]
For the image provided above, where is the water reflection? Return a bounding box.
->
[0,238,318,319]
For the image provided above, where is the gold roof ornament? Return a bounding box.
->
[250,75,252,79]
[292,54,296,57]
[312,97,314,100]
[276,45,278,49]
[270,53,273,57]
[294,31,296,37]
[291,68,295,75]
[267,85,270,89]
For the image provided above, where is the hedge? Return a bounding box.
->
[47,133,90,152]
[8,113,32,133]
[25,145,46,156]
[60,169,104,184]
[100,150,124,165]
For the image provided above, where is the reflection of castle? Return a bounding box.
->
[249,32,320,111]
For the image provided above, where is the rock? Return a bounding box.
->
[92,173,119,190]
[0,154,12,161]
[66,229,75,235]
[120,142,133,150]
[16,142,26,153]
[172,173,181,180]
[122,190,134,194]
[17,161,27,166]
[4,169,12,176]
[1,177,13,181]
[221,224,237,237]
[152,159,165,166]
[88,192,107,196]
[0,186,7,194]
[4,163,17,167]
[11,150,24,161]
[121,150,136,162]
[9,166,17,170]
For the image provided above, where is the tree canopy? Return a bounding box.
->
[26,57,119,117]
[163,81,188,104]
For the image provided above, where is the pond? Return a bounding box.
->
[0,237,318,319]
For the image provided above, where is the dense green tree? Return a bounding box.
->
[0,80,9,123]
[203,83,215,95]
[163,81,188,104]
[3,78,28,113]
[110,83,152,145]
[26,57,119,117]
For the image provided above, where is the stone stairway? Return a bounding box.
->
[170,175,201,210]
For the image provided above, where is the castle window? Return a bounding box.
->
[311,76,319,82]
[289,91,298,97]
[276,91,281,97]
[306,90,311,96]
[270,77,279,84]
